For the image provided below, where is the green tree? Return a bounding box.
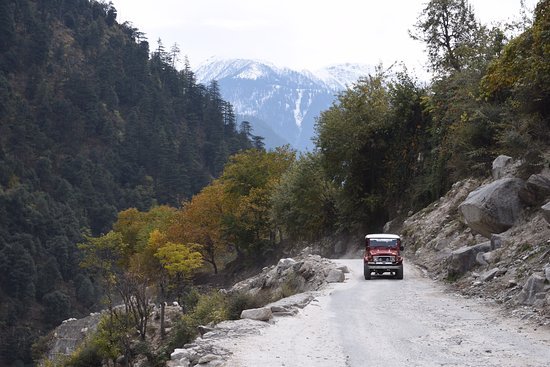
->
[410,0,479,73]
[220,148,295,259]
[315,72,392,231]
[481,0,550,152]
[42,291,71,326]
[270,152,337,240]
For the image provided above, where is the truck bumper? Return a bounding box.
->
[366,263,402,270]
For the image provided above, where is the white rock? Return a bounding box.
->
[198,354,220,364]
[492,155,513,179]
[171,348,189,360]
[337,265,350,273]
[326,269,345,283]
[240,307,272,321]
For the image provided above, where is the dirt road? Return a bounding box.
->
[224,259,550,367]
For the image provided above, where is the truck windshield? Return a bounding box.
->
[369,239,398,247]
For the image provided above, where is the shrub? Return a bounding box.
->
[225,292,262,320]
[167,290,229,350]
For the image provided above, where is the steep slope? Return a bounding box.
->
[196,58,373,150]
[0,1,251,364]
[401,156,550,324]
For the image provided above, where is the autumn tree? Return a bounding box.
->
[169,181,228,274]
[80,206,203,342]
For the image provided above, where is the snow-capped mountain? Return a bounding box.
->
[195,58,373,150]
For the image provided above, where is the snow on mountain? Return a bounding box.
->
[195,58,373,150]
[309,63,374,90]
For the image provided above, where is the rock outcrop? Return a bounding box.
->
[240,307,272,321]
[39,313,102,366]
[229,254,345,301]
[459,178,525,238]
[519,173,550,206]
[447,242,493,278]
[492,155,513,179]
[401,153,550,326]
[166,254,346,366]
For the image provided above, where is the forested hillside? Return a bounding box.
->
[0,0,252,364]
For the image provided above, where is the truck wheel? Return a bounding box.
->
[364,264,371,280]
[395,264,404,280]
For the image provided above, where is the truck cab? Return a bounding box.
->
[363,233,404,280]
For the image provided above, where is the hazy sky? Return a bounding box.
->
[111,0,536,73]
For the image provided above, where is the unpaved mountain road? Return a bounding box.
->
[223,259,550,367]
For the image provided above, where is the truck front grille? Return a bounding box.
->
[374,256,395,262]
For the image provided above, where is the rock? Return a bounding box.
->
[459,178,525,238]
[198,325,215,337]
[492,155,513,179]
[326,269,345,283]
[171,348,191,361]
[490,234,503,249]
[544,264,550,282]
[516,274,546,305]
[447,242,492,278]
[542,201,550,224]
[268,293,314,310]
[337,265,350,273]
[240,307,272,321]
[518,174,550,206]
[277,258,296,270]
[479,268,500,282]
[298,261,315,280]
[482,250,499,264]
[116,355,127,365]
[434,239,450,251]
[198,354,220,364]
[475,252,488,266]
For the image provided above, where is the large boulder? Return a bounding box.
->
[447,242,492,278]
[459,178,525,238]
[542,201,550,224]
[518,174,550,206]
[492,155,513,179]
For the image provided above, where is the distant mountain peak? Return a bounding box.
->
[195,58,373,150]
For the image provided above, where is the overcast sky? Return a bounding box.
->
[111,0,536,73]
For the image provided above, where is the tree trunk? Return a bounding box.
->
[160,301,166,339]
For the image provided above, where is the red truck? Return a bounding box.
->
[363,233,404,280]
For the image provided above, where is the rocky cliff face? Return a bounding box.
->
[401,155,550,325]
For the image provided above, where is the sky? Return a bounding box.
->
[111,0,537,73]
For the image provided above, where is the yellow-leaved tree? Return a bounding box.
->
[80,205,203,342]
[168,180,228,274]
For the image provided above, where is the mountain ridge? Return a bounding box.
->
[195,58,374,150]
